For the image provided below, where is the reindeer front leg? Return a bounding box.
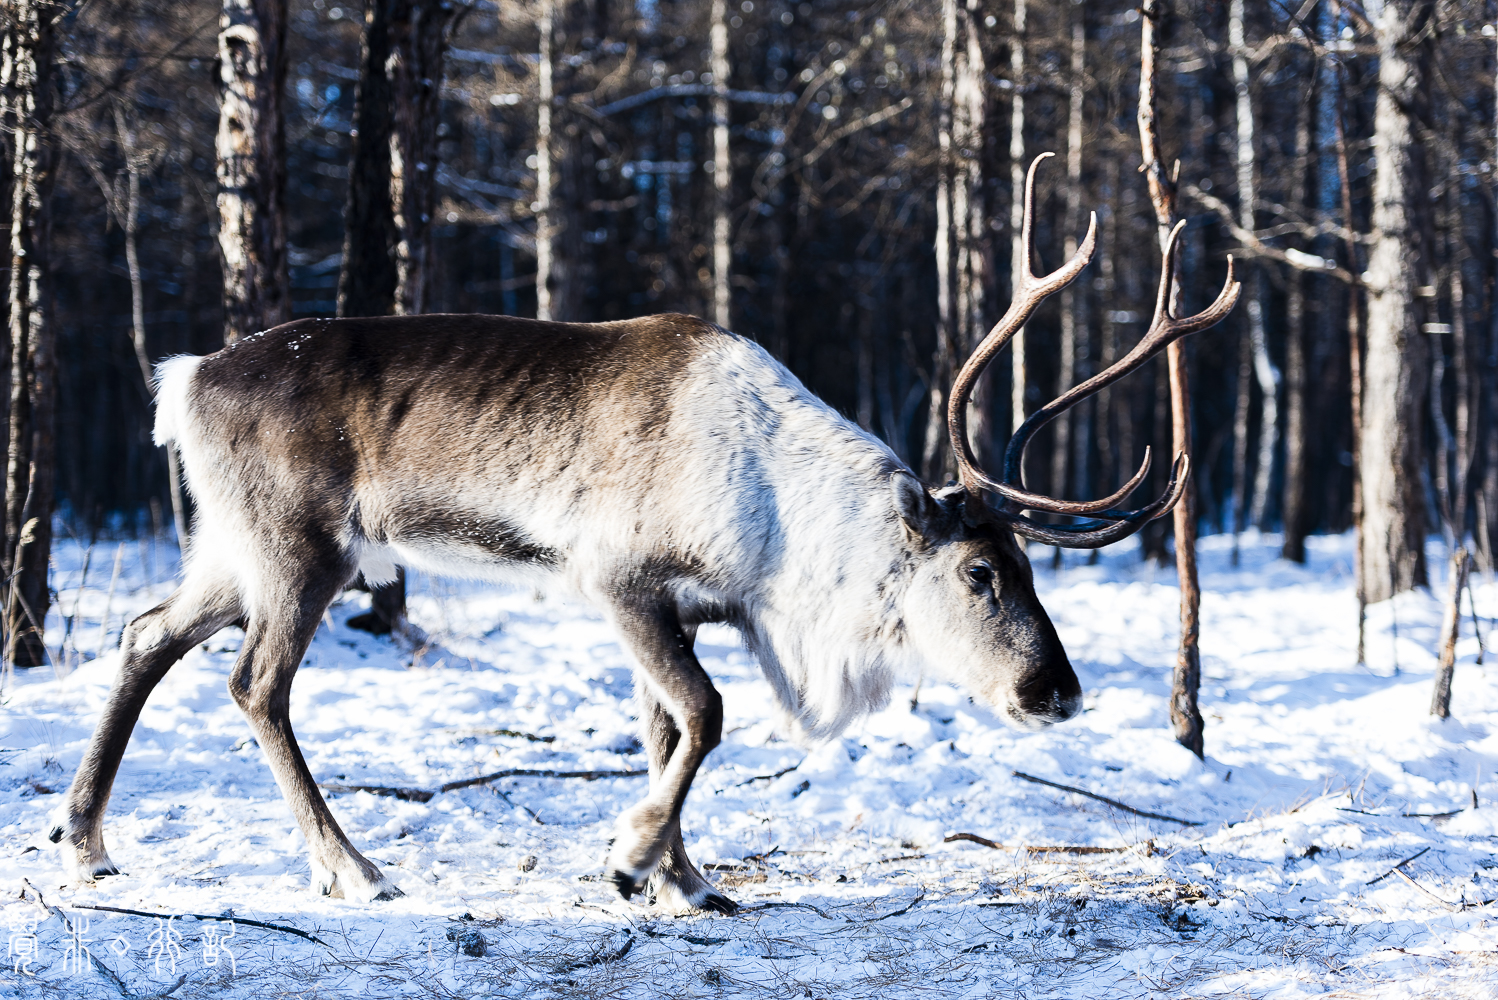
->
[603,595,722,903]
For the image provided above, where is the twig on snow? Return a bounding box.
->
[736,763,801,786]
[1393,868,1461,911]
[64,901,329,946]
[440,767,649,793]
[863,893,926,922]
[318,783,434,803]
[1010,771,1203,826]
[943,832,1129,855]
[1365,846,1430,885]
[738,900,837,920]
[556,931,634,971]
[317,766,650,803]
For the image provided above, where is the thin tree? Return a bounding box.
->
[1229,0,1277,536]
[1050,1,1084,536]
[338,0,398,322]
[711,0,731,328]
[926,0,986,480]
[216,0,289,344]
[1008,0,1027,446]
[337,0,454,637]
[389,0,454,317]
[1281,57,1314,563]
[1138,0,1204,758]
[338,0,402,636]
[1360,0,1434,603]
[2,0,62,668]
[535,0,558,320]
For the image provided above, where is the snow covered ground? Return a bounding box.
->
[2,529,1496,998]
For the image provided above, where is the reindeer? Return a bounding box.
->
[51,156,1237,911]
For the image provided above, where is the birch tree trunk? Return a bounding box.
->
[1229,0,1277,533]
[1361,0,1434,603]
[1139,0,1203,758]
[711,0,731,328]
[2,0,58,668]
[534,0,561,321]
[1008,0,1026,445]
[1050,5,1084,509]
[216,0,289,344]
[927,0,986,481]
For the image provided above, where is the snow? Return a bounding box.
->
[3,530,1496,998]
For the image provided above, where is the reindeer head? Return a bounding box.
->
[897,153,1240,731]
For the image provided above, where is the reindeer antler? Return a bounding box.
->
[947,154,1241,548]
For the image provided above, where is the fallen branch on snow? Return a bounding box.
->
[317,767,649,804]
[63,900,329,946]
[1366,846,1430,886]
[318,783,435,803]
[943,832,1128,855]
[1010,770,1203,826]
[439,767,649,793]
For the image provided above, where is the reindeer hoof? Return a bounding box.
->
[609,869,643,901]
[47,825,63,843]
[700,891,738,915]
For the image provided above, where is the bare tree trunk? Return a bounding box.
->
[216,0,289,344]
[1361,0,1434,604]
[1230,315,1251,561]
[928,0,985,482]
[1430,547,1471,719]
[339,0,401,637]
[1333,84,1368,660]
[337,0,450,637]
[1451,266,1472,546]
[533,0,574,322]
[389,0,451,316]
[338,0,398,320]
[113,106,189,551]
[711,0,730,328]
[1282,65,1314,563]
[1139,0,1203,758]
[1051,5,1084,516]
[3,0,58,668]
[1008,0,1026,446]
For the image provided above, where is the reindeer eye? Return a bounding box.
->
[965,564,994,589]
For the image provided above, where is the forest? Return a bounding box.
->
[2,3,1497,996]
[1,0,1491,668]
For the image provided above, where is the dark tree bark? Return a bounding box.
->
[338,0,453,637]
[1281,62,1314,564]
[389,0,454,316]
[216,0,290,344]
[2,0,60,668]
[337,0,398,320]
[1360,0,1434,603]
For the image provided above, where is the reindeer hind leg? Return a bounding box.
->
[51,570,242,881]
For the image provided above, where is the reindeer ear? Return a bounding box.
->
[890,473,943,537]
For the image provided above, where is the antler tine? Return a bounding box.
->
[1004,454,1190,548]
[948,153,1097,501]
[986,218,1239,540]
